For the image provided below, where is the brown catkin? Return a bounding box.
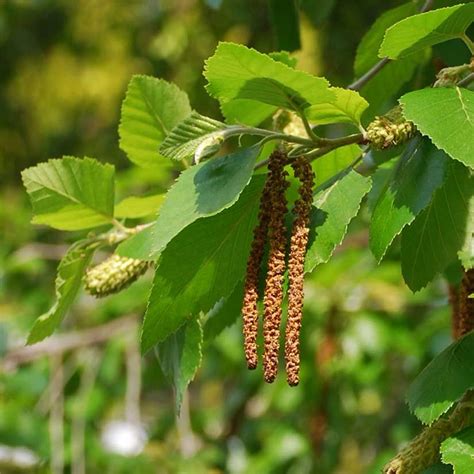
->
[241,172,273,369]
[458,269,474,338]
[262,150,289,383]
[285,157,315,386]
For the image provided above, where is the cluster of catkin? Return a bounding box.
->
[242,150,314,386]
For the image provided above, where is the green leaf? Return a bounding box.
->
[312,144,362,186]
[159,111,227,162]
[268,51,298,68]
[204,42,334,125]
[370,140,448,262]
[204,282,243,342]
[141,176,264,353]
[401,159,474,291]
[119,75,192,167]
[27,241,96,344]
[305,87,369,125]
[117,146,261,260]
[407,331,474,425]
[400,87,474,170]
[305,170,371,273]
[379,4,474,59]
[441,426,474,474]
[268,0,301,52]
[114,194,165,219]
[21,157,115,231]
[155,317,203,412]
[353,2,423,120]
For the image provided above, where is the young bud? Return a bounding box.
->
[285,157,315,386]
[84,254,151,298]
[366,105,416,150]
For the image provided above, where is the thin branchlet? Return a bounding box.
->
[285,157,315,386]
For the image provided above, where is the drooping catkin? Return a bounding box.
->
[458,269,474,338]
[84,254,151,297]
[263,150,289,383]
[285,157,315,386]
[241,173,273,369]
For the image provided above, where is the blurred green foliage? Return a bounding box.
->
[0,0,463,472]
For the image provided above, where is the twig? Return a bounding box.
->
[176,389,201,458]
[347,0,435,91]
[71,350,101,474]
[2,315,137,369]
[457,71,474,88]
[125,329,142,426]
[49,355,64,474]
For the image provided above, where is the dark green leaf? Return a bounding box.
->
[141,176,265,352]
[305,170,371,273]
[27,241,97,344]
[400,87,474,170]
[155,317,203,412]
[204,282,243,342]
[21,157,115,231]
[119,75,192,167]
[401,159,474,291]
[370,140,448,262]
[407,331,474,424]
[117,146,261,260]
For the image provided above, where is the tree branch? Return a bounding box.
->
[347,0,436,91]
[2,315,138,370]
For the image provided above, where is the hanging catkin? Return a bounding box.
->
[285,157,315,386]
[262,150,289,383]
[241,171,273,369]
[457,269,474,338]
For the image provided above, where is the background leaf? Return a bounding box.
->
[441,426,474,474]
[117,146,260,260]
[27,241,96,344]
[400,87,474,170]
[155,317,203,412]
[370,140,448,262]
[407,331,474,425]
[379,4,474,59]
[353,2,423,120]
[141,176,264,352]
[305,170,371,273]
[119,75,192,167]
[204,42,333,125]
[268,0,301,52]
[159,111,227,162]
[114,194,165,219]
[21,157,115,231]
[401,159,474,291]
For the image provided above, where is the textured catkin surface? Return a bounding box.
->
[366,105,416,150]
[263,151,289,383]
[241,173,273,369]
[383,397,472,474]
[458,269,474,338]
[84,254,151,297]
[285,157,314,386]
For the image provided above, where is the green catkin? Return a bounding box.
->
[383,393,473,474]
[84,254,151,298]
[366,105,416,150]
